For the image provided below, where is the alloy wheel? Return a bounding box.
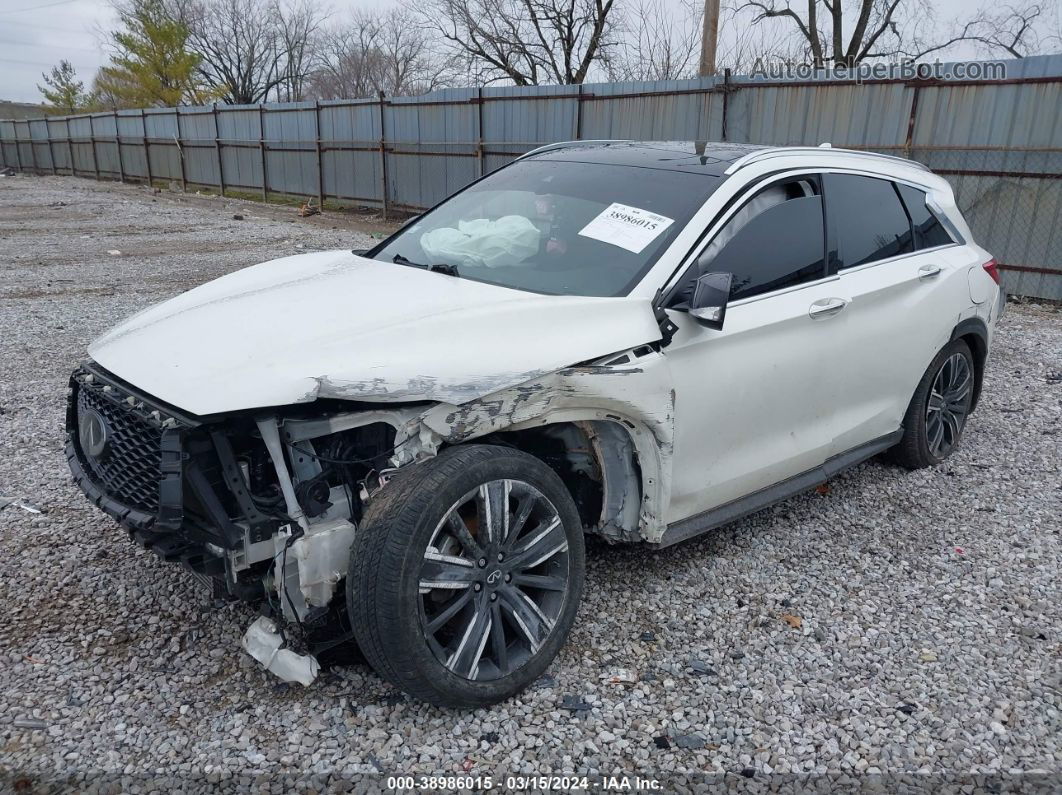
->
[926,351,973,458]
[418,479,571,681]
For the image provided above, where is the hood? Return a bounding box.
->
[89,250,662,415]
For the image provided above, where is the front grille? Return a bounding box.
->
[76,384,163,513]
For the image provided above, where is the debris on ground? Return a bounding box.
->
[232,214,244,221]
[241,616,320,686]
[12,718,48,730]
[688,659,716,676]
[781,614,803,629]
[298,198,321,217]
[107,250,121,256]
[560,695,591,713]
[673,733,706,750]
[0,496,44,514]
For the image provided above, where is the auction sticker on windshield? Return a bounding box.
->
[578,203,675,253]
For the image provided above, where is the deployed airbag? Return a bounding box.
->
[420,215,540,268]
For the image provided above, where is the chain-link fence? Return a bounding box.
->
[2,59,1060,299]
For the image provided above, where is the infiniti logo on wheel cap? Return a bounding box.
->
[485,569,503,585]
[79,408,109,459]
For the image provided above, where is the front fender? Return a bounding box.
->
[395,350,677,541]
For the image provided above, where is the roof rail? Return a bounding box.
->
[724,145,929,175]
[518,140,629,160]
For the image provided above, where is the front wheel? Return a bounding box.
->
[347,445,585,708]
[889,339,975,469]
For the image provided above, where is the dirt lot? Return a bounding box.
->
[1,174,1060,791]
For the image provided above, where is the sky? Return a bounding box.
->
[0,0,1010,104]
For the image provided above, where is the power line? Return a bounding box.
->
[0,0,81,16]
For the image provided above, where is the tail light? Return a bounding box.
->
[982,258,1001,285]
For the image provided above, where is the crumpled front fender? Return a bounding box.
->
[392,349,676,541]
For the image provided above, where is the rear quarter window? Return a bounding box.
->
[896,183,956,250]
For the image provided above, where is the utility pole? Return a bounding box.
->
[698,0,721,76]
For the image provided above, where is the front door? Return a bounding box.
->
[662,174,850,524]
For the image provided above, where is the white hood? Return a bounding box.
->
[89,250,662,415]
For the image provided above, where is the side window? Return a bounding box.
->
[691,177,826,302]
[824,174,914,268]
[896,183,956,250]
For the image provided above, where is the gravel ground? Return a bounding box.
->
[0,174,1059,792]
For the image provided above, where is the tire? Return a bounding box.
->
[347,444,585,708]
[888,339,975,470]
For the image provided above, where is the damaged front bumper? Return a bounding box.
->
[65,362,422,683]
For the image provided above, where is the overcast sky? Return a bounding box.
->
[0,0,1013,104]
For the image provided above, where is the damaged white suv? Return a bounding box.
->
[67,141,1003,707]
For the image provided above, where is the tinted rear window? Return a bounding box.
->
[824,174,914,268]
[897,183,956,249]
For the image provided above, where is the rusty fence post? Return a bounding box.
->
[574,85,583,140]
[904,82,922,159]
[258,104,268,201]
[175,107,187,191]
[114,110,126,183]
[315,100,325,207]
[476,87,485,176]
[11,124,23,172]
[721,68,731,141]
[142,109,153,186]
[46,118,57,175]
[378,91,389,219]
[212,103,225,196]
[89,116,100,180]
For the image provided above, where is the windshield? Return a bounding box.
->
[370,159,719,297]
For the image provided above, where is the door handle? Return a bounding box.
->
[808,297,848,319]
[918,264,942,280]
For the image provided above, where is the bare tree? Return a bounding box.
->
[608,0,701,80]
[167,0,326,104]
[414,0,618,85]
[274,0,327,101]
[308,9,443,98]
[735,0,1056,68]
[904,2,1051,60]
[715,0,806,71]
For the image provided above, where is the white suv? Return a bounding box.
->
[67,141,1003,707]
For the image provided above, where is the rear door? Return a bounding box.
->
[662,174,850,524]
[822,173,972,455]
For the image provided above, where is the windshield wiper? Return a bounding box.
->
[392,254,459,277]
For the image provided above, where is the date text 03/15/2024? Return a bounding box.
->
[385,775,663,791]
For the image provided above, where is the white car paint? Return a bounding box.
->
[89,250,662,416]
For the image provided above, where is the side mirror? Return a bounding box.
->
[689,271,733,330]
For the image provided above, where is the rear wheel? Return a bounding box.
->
[347,445,585,707]
[889,339,975,469]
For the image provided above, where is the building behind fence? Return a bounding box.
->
[2,55,1060,300]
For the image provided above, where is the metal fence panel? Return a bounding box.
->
[2,54,1060,299]
[90,113,120,178]
[143,108,181,183]
[263,102,317,197]
[28,118,52,172]
[216,106,263,193]
[178,107,220,187]
[116,110,147,180]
